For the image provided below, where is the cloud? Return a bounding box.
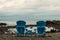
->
[0,0,60,15]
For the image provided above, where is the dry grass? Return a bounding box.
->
[0,32,60,40]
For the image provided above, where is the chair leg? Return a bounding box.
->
[43,34,46,40]
[30,31,32,37]
[37,34,39,40]
[24,33,27,40]
[16,31,19,37]
[24,33,26,37]
[43,32,46,38]
[35,32,39,40]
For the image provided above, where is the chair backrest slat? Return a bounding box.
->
[37,21,46,27]
[36,21,46,34]
[16,20,26,34]
[17,21,26,27]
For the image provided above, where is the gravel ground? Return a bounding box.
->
[0,32,60,40]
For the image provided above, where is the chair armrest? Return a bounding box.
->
[34,29,38,34]
[24,29,27,33]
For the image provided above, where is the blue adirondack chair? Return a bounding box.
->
[16,20,26,36]
[35,21,46,37]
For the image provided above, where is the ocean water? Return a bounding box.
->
[0,21,36,26]
[0,15,60,26]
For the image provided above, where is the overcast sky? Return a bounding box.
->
[0,0,60,22]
